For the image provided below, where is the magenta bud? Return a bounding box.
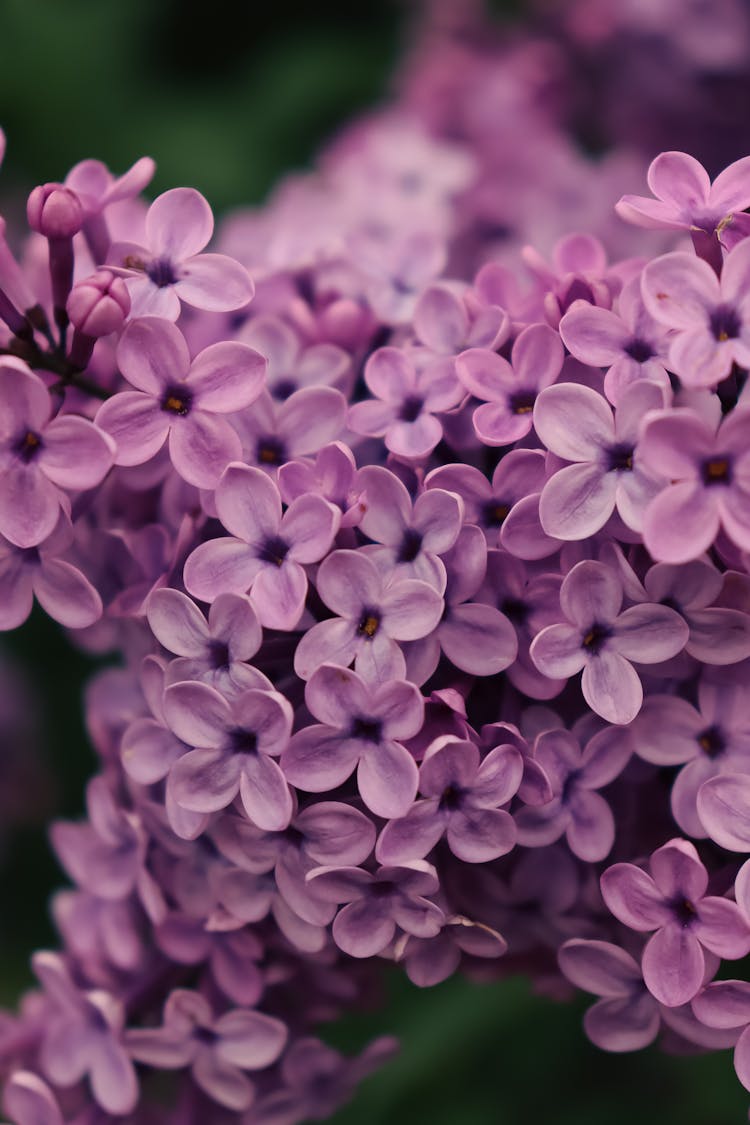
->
[67,269,130,337]
[27,183,84,239]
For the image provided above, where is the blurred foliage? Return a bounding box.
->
[0,2,747,1121]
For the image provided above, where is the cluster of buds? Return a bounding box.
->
[4,1,750,1121]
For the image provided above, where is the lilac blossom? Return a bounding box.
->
[558,939,660,1051]
[456,322,564,445]
[692,981,750,1091]
[413,282,509,357]
[108,187,254,317]
[348,347,463,460]
[638,405,750,561]
[376,735,521,864]
[95,317,266,488]
[514,727,629,861]
[600,838,750,1006]
[0,360,113,548]
[65,155,156,263]
[277,442,364,528]
[239,314,351,399]
[293,549,444,682]
[534,379,667,539]
[183,463,340,630]
[530,559,688,724]
[306,861,444,958]
[163,680,294,831]
[559,277,671,405]
[125,989,287,1111]
[281,664,423,818]
[640,241,750,385]
[229,387,347,473]
[2,1073,63,1125]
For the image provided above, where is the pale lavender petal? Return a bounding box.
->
[40,417,113,490]
[89,1042,138,1116]
[600,863,670,930]
[239,754,293,831]
[282,728,359,791]
[582,650,643,725]
[558,939,642,996]
[694,897,750,959]
[447,806,516,862]
[612,604,688,663]
[215,463,281,544]
[169,412,241,488]
[332,900,394,958]
[94,393,168,467]
[170,747,241,812]
[641,252,719,328]
[279,387,346,455]
[116,316,190,393]
[188,342,266,412]
[643,483,720,564]
[293,618,358,681]
[697,774,750,851]
[0,464,61,548]
[440,602,517,675]
[473,402,534,446]
[642,924,704,1007]
[147,588,208,656]
[584,995,660,1053]
[559,303,631,366]
[357,465,410,544]
[386,414,443,460]
[357,739,419,818]
[146,187,213,259]
[375,801,444,865]
[455,349,511,402]
[303,664,369,729]
[692,981,750,1029]
[539,463,617,540]
[121,718,184,784]
[33,559,102,628]
[381,579,444,640]
[191,1052,255,1112]
[533,382,614,461]
[251,561,308,630]
[163,681,230,748]
[215,1009,287,1069]
[183,538,262,602]
[530,624,587,678]
[177,254,254,312]
[316,550,381,616]
[566,788,615,862]
[364,348,415,403]
[283,495,340,563]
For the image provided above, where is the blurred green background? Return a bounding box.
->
[0,1,747,1120]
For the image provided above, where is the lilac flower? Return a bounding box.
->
[348,347,463,460]
[456,323,564,445]
[376,735,521,865]
[559,278,671,405]
[413,282,508,357]
[108,187,254,317]
[640,241,750,385]
[125,989,287,1112]
[293,549,444,682]
[239,314,351,399]
[0,514,102,631]
[278,442,364,528]
[530,559,688,724]
[696,772,750,852]
[558,939,660,1051]
[281,664,423,818]
[306,861,444,958]
[692,980,750,1092]
[229,387,347,473]
[600,838,750,1006]
[146,588,267,693]
[514,727,629,861]
[638,405,750,561]
[183,463,340,630]
[534,379,667,539]
[356,465,463,590]
[163,680,294,831]
[65,155,155,263]
[33,952,138,1115]
[95,317,266,488]
[0,359,114,548]
[2,1073,63,1125]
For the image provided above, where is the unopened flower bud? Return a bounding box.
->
[27,183,84,239]
[67,270,130,337]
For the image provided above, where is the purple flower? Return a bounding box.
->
[281,663,423,818]
[183,463,340,630]
[293,549,444,682]
[125,989,287,1112]
[0,360,114,548]
[638,405,750,561]
[306,861,443,958]
[600,838,750,1006]
[108,187,254,317]
[278,442,364,528]
[413,282,508,356]
[559,277,671,405]
[456,323,564,445]
[641,241,750,386]
[530,559,688,724]
[96,317,266,488]
[696,772,750,852]
[348,347,463,460]
[229,386,347,473]
[33,952,138,1116]
[376,735,521,864]
[692,980,750,1092]
[514,726,629,861]
[239,314,351,400]
[558,939,660,1051]
[164,680,294,831]
[356,465,463,590]
[534,379,666,540]
[2,1072,63,1125]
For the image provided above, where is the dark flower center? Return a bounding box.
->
[273,378,297,400]
[350,716,382,742]
[509,390,536,415]
[357,610,380,638]
[397,528,423,563]
[439,783,463,811]
[228,727,258,754]
[258,535,290,567]
[146,256,178,288]
[257,437,286,466]
[673,897,698,927]
[193,1026,218,1046]
[582,623,610,654]
[283,824,306,849]
[709,303,741,342]
[208,640,231,671]
[697,725,725,758]
[624,338,655,363]
[371,880,395,898]
[501,597,528,625]
[483,500,511,528]
[399,395,423,423]
[701,457,732,485]
[15,430,43,462]
[606,443,634,472]
[161,386,192,416]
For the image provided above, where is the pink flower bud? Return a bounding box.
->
[27,183,84,239]
[67,269,130,337]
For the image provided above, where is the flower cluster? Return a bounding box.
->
[5,1,750,1122]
